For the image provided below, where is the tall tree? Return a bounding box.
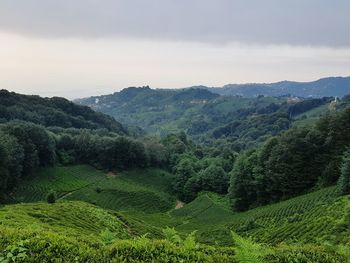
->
[338,149,350,195]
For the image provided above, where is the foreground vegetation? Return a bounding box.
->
[1,196,349,262]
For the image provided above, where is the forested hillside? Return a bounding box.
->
[77,86,339,151]
[0,89,126,134]
[228,105,350,210]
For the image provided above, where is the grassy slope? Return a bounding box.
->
[1,198,347,262]
[13,165,176,213]
[0,201,131,239]
[0,202,237,262]
[165,187,350,248]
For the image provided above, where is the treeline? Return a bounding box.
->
[0,121,157,198]
[0,90,126,134]
[229,106,350,211]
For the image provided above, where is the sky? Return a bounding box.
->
[0,0,349,99]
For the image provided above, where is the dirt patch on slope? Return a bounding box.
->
[175,200,184,209]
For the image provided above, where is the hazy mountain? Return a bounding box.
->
[202,76,350,98]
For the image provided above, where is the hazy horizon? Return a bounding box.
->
[2,75,350,100]
[0,1,349,98]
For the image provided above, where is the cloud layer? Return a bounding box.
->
[0,0,349,46]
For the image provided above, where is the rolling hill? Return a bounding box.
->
[204,76,350,98]
[76,86,342,150]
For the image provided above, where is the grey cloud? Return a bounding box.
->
[0,0,349,46]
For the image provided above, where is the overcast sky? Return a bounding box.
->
[0,0,349,98]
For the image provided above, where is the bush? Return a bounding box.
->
[46,191,57,204]
[264,244,347,263]
[0,227,237,263]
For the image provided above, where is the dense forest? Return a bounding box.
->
[229,106,350,210]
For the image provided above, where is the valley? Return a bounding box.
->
[1,85,350,262]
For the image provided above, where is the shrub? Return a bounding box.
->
[46,191,56,204]
[264,244,347,263]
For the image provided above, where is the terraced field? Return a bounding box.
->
[14,165,104,202]
[0,201,131,239]
[163,187,350,246]
[13,165,176,213]
[226,187,346,244]
[10,165,350,249]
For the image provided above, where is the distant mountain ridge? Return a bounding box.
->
[200,76,350,98]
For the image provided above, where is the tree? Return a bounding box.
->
[338,149,350,195]
[229,152,259,211]
[0,141,9,192]
[172,158,196,202]
[198,165,228,194]
[0,133,24,190]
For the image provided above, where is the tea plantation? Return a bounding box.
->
[2,165,350,262]
[13,165,176,213]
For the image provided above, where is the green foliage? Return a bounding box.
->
[231,231,271,263]
[338,149,350,195]
[0,240,28,263]
[46,190,56,204]
[229,106,350,210]
[264,244,348,263]
[162,227,182,244]
[99,229,117,245]
[162,227,198,250]
[0,226,237,262]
